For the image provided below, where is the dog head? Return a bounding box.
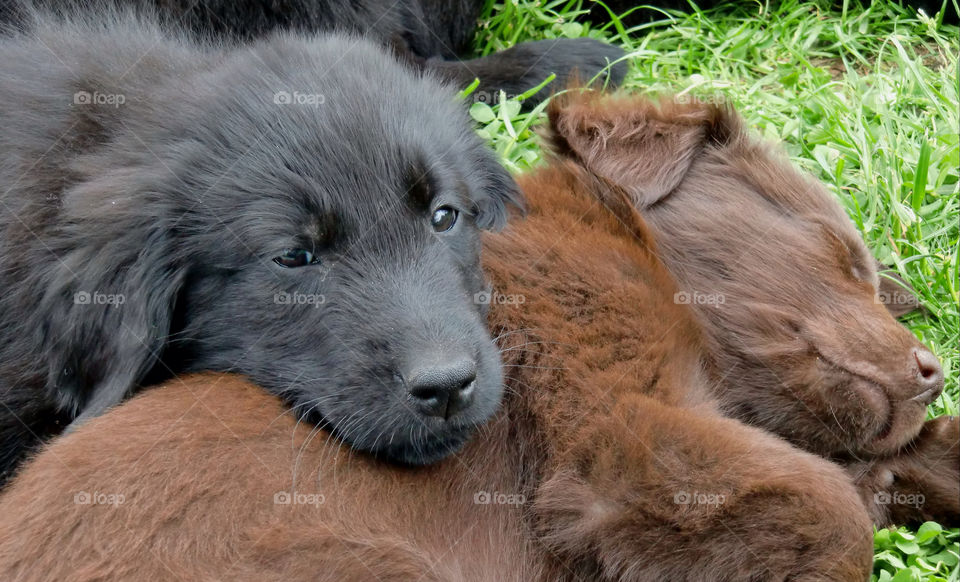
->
[40,34,521,465]
[545,93,942,457]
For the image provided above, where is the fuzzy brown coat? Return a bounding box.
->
[544,92,958,527]
[0,94,888,581]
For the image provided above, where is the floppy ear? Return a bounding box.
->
[38,186,187,425]
[875,260,923,318]
[544,93,739,210]
[470,150,525,231]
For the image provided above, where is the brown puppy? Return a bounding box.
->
[546,92,958,526]
[548,93,945,457]
[0,99,875,580]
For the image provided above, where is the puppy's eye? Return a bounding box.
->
[431,206,458,232]
[273,249,319,268]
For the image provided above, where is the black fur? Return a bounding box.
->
[0,13,523,482]
[4,0,628,104]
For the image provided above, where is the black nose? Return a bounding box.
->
[912,348,944,405]
[408,359,477,419]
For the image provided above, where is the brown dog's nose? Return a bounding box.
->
[408,359,476,419]
[911,348,944,405]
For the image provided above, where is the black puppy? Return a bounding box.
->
[0,13,523,482]
[5,0,628,104]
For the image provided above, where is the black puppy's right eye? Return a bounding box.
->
[431,206,458,232]
[273,249,319,268]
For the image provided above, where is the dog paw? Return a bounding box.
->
[851,415,959,527]
[440,38,627,107]
[511,38,627,91]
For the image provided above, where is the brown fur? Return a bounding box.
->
[848,415,960,526]
[0,94,882,581]
[545,91,957,526]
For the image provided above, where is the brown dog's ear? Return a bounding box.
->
[544,93,740,209]
[875,260,923,318]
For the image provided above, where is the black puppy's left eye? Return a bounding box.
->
[273,249,319,268]
[431,206,458,232]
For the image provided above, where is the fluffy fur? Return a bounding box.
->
[544,93,957,526]
[0,94,888,581]
[550,94,945,455]
[0,15,526,482]
[4,0,628,104]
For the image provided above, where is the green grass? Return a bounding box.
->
[469,1,959,579]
